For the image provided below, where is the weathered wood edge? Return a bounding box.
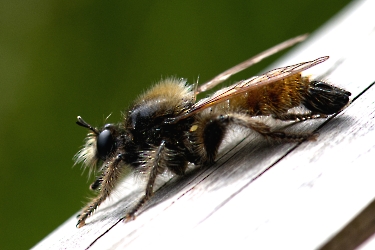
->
[320,196,375,250]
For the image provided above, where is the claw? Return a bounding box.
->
[76,220,86,228]
[124,213,136,222]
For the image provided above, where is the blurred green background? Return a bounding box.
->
[0,0,352,249]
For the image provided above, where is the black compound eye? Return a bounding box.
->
[97,129,114,160]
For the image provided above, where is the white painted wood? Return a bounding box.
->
[32,0,375,249]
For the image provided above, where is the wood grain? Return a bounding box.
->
[32,1,375,249]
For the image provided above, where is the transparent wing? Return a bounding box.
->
[196,34,308,94]
[169,56,329,123]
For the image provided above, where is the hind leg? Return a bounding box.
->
[190,112,315,165]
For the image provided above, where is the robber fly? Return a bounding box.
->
[74,34,351,228]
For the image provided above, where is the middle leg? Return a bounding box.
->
[124,140,169,221]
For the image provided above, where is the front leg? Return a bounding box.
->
[77,153,125,228]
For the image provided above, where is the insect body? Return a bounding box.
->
[74,35,351,228]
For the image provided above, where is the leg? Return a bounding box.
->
[272,112,327,121]
[188,113,230,165]
[226,113,316,141]
[90,176,102,190]
[76,154,125,228]
[190,112,315,166]
[124,141,168,221]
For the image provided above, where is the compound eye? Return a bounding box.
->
[97,129,114,160]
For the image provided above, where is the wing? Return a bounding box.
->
[168,56,329,123]
[196,34,308,94]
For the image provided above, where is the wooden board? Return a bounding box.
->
[32,0,375,249]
